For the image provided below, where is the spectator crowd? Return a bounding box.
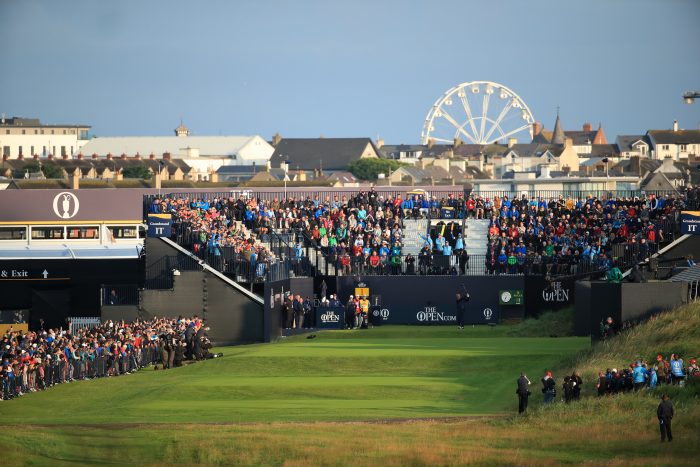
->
[595,353,699,396]
[1,316,217,401]
[149,186,696,279]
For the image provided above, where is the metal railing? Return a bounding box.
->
[101,285,140,306]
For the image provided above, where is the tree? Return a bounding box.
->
[41,163,65,179]
[347,158,406,180]
[122,165,152,180]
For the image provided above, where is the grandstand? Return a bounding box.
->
[0,186,697,342]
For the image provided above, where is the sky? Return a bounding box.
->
[1,0,699,144]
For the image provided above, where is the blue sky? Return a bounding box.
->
[1,0,699,143]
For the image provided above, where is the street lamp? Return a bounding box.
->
[280,155,291,199]
[683,91,700,104]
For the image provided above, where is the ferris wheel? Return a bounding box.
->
[421,81,535,145]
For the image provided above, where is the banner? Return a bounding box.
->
[315,307,345,329]
[148,214,172,237]
[680,211,700,235]
[524,276,575,317]
[335,276,522,325]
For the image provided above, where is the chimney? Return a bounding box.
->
[582,122,592,132]
[32,154,39,160]
[532,122,542,136]
[673,120,679,132]
[149,153,155,160]
[564,137,573,148]
[209,170,218,183]
[453,137,463,147]
[77,153,84,160]
[107,153,113,160]
[272,132,282,146]
[154,170,162,190]
[120,153,127,160]
[62,153,69,160]
[71,169,80,190]
[266,160,271,171]
[134,153,141,160]
[162,152,171,160]
[47,154,53,160]
[376,138,384,148]
[92,153,98,159]
[507,138,517,148]
[2,154,7,161]
[540,165,551,178]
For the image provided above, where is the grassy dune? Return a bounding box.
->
[1,306,699,465]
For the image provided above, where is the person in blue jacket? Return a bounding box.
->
[632,361,648,391]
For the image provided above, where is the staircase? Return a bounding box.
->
[402,219,429,256]
[464,219,490,256]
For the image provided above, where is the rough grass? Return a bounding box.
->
[506,307,575,337]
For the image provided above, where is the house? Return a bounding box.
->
[616,135,652,158]
[0,116,91,159]
[248,168,290,183]
[269,138,380,173]
[647,121,700,161]
[324,171,360,187]
[531,115,608,155]
[216,165,260,183]
[79,122,274,180]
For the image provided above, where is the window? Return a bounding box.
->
[108,226,138,239]
[680,145,687,152]
[21,129,26,135]
[0,227,27,240]
[61,146,66,156]
[42,146,47,156]
[40,129,44,135]
[3,146,9,157]
[5,130,8,135]
[67,226,99,239]
[34,129,38,134]
[662,145,669,150]
[63,130,66,135]
[31,227,65,240]
[51,130,54,135]
[18,146,22,156]
[30,146,34,155]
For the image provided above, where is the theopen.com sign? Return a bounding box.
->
[416,306,456,323]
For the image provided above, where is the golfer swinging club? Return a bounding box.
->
[456,284,470,330]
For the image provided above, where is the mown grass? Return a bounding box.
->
[1,304,698,465]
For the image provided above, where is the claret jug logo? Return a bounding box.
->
[52,192,80,219]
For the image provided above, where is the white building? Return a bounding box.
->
[79,123,275,180]
[0,116,91,158]
[647,121,700,161]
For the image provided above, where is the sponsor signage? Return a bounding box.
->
[680,211,700,235]
[499,289,523,306]
[148,214,172,237]
[0,268,68,281]
[314,307,345,329]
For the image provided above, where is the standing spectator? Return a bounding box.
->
[516,372,531,414]
[670,354,685,385]
[657,394,674,442]
[541,371,556,404]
